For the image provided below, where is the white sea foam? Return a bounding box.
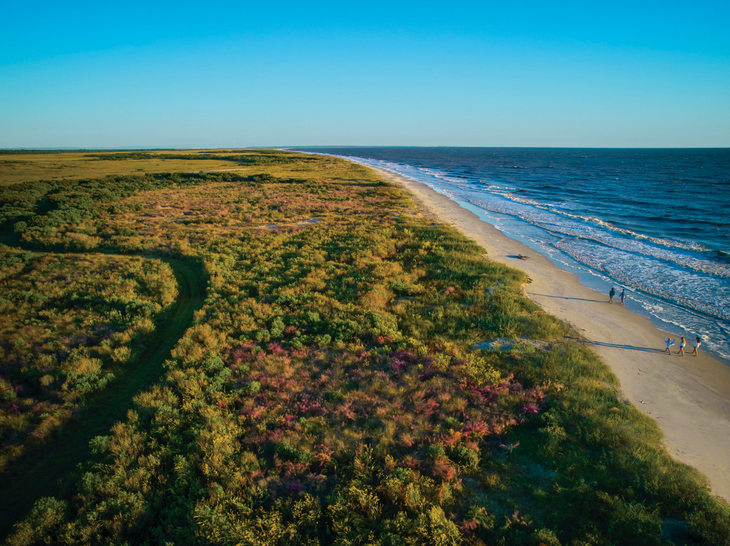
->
[462,194,730,279]
[553,238,730,321]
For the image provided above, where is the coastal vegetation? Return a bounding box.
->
[0,248,176,469]
[0,150,728,545]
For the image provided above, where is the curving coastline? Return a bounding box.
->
[370,164,730,502]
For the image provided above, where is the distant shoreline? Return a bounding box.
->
[302,148,730,365]
[368,163,730,502]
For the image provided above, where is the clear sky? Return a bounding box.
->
[1,1,729,148]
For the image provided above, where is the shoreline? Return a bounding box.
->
[371,165,730,502]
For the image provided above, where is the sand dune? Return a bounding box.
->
[373,166,730,502]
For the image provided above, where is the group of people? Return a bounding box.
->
[608,286,702,356]
[664,336,702,356]
[606,287,704,357]
[608,287,626,305]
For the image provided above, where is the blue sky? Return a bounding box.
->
[1,1,729,148]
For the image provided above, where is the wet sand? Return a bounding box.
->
[372,165,730,502]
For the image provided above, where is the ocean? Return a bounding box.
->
[293,147,730,364]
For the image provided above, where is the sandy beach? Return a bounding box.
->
[372,165,730,502]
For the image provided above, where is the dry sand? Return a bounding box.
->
[372,166,730,502]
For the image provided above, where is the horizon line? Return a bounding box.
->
[3,145,730,152]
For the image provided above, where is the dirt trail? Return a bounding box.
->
[0,257,206,539]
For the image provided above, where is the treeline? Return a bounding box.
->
[0,150,86,155]
[84,151,319,166]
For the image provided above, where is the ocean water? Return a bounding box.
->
[293,147,730,364]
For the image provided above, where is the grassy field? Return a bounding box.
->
[0,149,306,186]
[1,150,728,545]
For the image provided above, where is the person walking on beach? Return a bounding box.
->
[609,287,616,304]
[619,289,626,305]
[664,337,675,354]
[677,337,686,356]
[691,336,702,356]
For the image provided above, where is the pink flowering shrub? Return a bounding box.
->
[227,344,546,502]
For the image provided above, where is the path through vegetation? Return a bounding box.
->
[0,257,206,539]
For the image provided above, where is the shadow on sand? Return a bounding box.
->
[531,293,606,303]
[587,340,664,353]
